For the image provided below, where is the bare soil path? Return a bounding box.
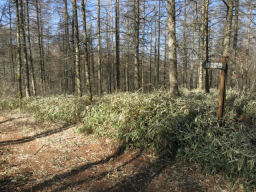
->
[0,110,237,192]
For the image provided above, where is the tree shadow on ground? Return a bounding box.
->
[0,124,73,147]
[0,117,21,125]
[23,146,128,192]
[52,150,143,192]
[103,156,173,192]
[104,156,206,192]
[0,172,34,192]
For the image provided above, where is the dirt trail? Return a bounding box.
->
[0,110,235,192]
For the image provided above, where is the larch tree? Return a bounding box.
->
[134,0,140,90]
[19,0,30,97]
[204,0,209,93]
[97,0,102,95]
[35,0,45,94]
[199,0,205,91]
[115,0,120,90]
[167,0,179,96]
[72,0,82,97]
[232,0,239,89]
[222,0,233,57]
[26,0,36,96]
[81,0,93,100]
[15,0,22,98]
[182,0,188,88]
[8,0,15,82]
[243,0,252,91]
[141,0,145,92]
[64,0,70,93]
[156,0,161,86]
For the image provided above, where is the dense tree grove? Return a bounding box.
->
[0,0,255,97]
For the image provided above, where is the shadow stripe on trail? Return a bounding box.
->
[0,124,73,147]
[0,117,22,125]
[103,157,174,192]
[52,151,143,192]
[23,147,127,192]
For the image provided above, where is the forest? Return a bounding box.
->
[0,0,256,191]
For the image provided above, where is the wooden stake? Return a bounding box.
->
[218,56,228,124]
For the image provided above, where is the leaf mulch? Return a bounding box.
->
[0,110,245,192]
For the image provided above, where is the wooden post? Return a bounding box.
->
[217,56,229,123]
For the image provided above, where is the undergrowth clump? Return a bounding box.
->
[0,97,21,110]
[81,90,256,189]
[20,95,92,123]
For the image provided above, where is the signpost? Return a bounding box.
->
[203,56,229,124]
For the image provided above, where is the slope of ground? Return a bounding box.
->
[0,110,237,192]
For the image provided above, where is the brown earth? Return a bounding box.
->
[0,110,245,192]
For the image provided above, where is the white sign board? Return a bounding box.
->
[204,62,224,69]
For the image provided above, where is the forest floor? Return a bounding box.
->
[0,110,242,192]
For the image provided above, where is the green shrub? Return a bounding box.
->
[0,97,21,110]
[81,90,256,188]
[20,95,91,123]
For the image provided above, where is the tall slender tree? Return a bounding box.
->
[222,0,233,56]
[199,0,205,90]
[156,0,161,86]
[64,0,69,92]
[72,0,82,97]
[115,0,120,90]
[97,0,102,95]
[182,0,188,88]
[81,0,92,100]
[8,0,15,82]
[15,0,22,98]
[167,0,179,96]
[232,0,239,89]
[204,0,209,93]
[19,0,30,97]
[26,0,36,96]
[141,0,145,92]
[35,0,45,93]
[134,0,140,90]
[243,0,252,91]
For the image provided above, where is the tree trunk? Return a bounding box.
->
[156,0,161,86]
[232,0,239,89]
[167,0,179,96]
[64,0,69,93]
[149,25,153,86]
[110,2,115,91]
[154,16,157,87]
[222,0,233,57]
[115,0,120,90]
[164,32,167,88]
[71,8,75,94]
[15,0,22,98]
[72,0,82,97]
[134,0,140,90]
[97,0,102,95]
[8,0,15,82]
[126,21,131,92]
[81,0,92,100]
[204,0,209,93]
[106,12,112,93]
[19,0,30,97]
[243,0,252,92]
[35,0,45,94]
[141,0,145,92]
[199,0,205,90]
[26,0,36,96]
[182,0,187,88]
